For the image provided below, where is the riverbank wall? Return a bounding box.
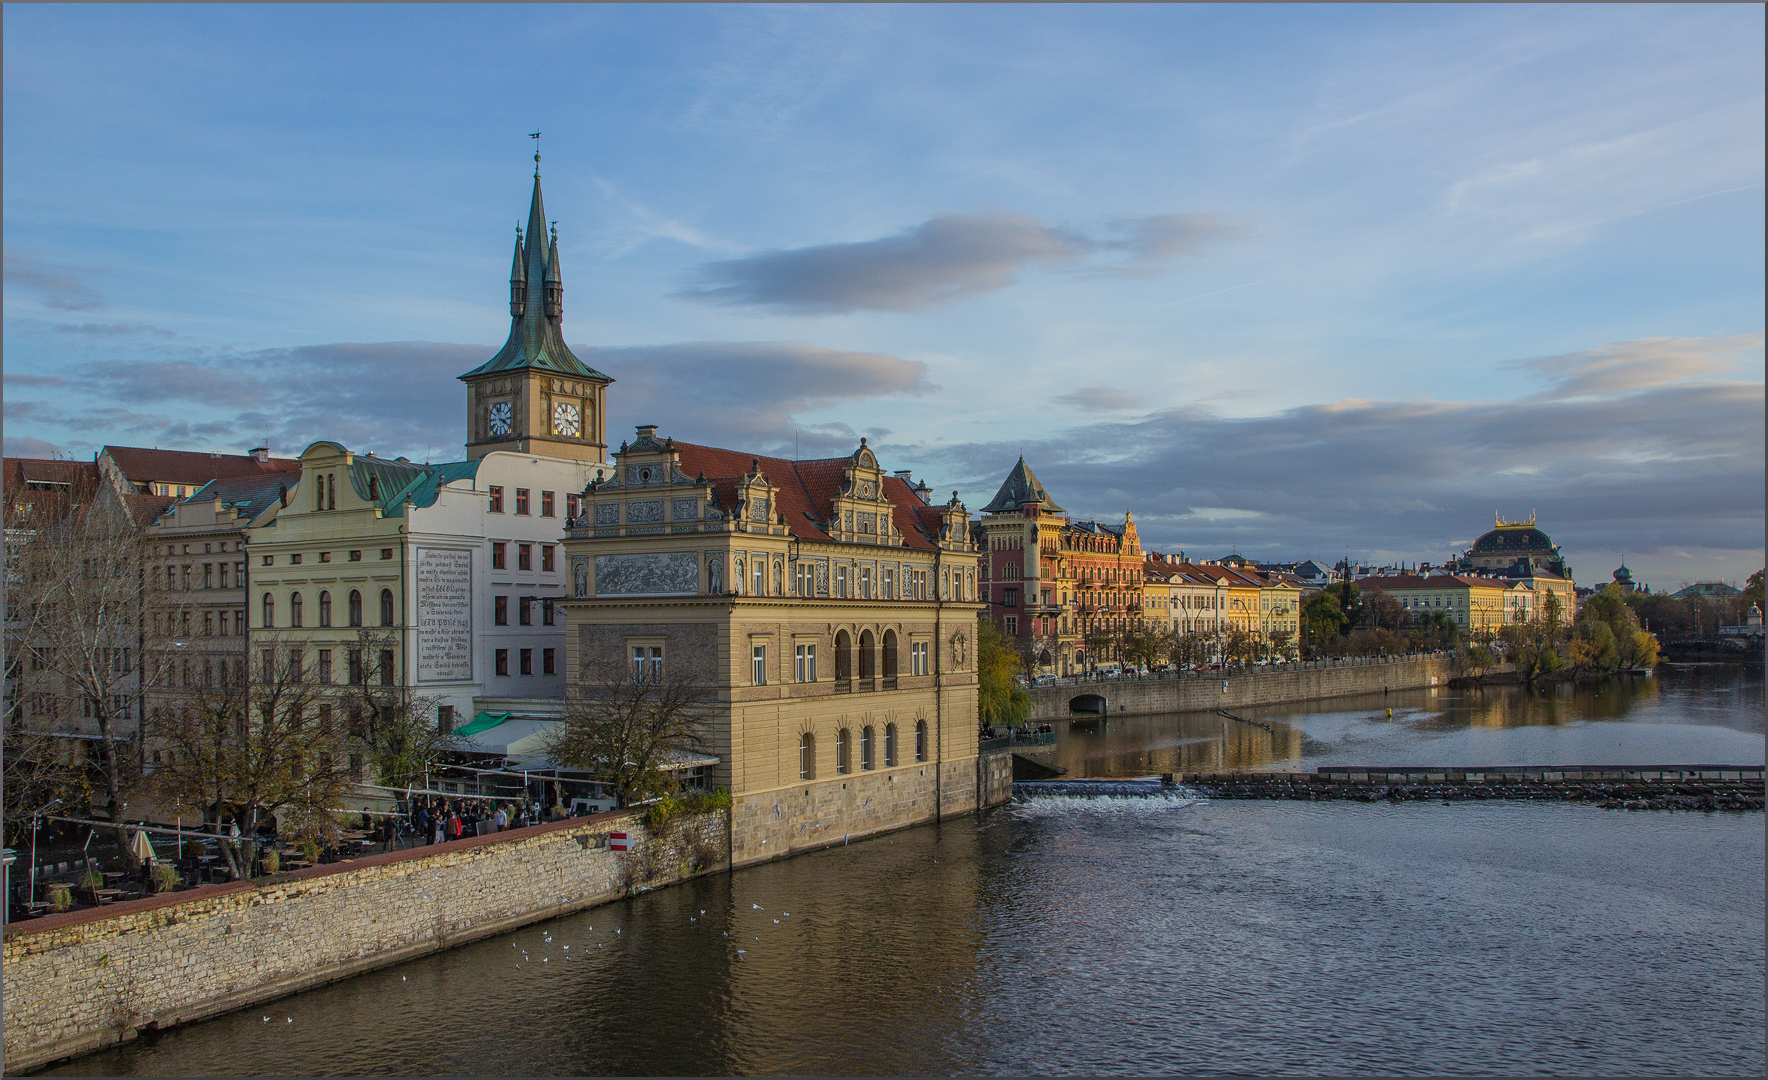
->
[1181,766,1765,810]
[2,809,725,1074]
[1030,656,1455,722]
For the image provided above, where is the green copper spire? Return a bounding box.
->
[460,168,609,383]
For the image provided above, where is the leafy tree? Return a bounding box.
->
[1359,589,1407,632]
[544,672,713,808]
[1123,629,1165,670]
[1264,628,1295,661]
[1745,568,1765,611]
[1499,591,1568,681]
[1300,592,1347,656]
[977,617,1031,732]
[1166,632,1212,670]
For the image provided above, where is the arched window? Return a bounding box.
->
[348,589,363,627]
[860,726,875,770]
[915,720,928,763]
[834,629,852,682]
[289,591,303,628]
[799,732,816,781]
[882,629,898,679]
[318,591,332,627]
[380,588,395,627]
[262,593,275,628]
[858,629,876,681]
[885,723,898,767]
[836,728,851,774]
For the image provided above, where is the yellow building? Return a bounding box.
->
[1358,573,1515,634]
[560,429,992,867]
[1257,574,1303,655]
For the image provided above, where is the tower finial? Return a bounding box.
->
[529,130,542,176]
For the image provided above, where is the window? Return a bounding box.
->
[542,545,554,572]
[836,728,851,774]
[348,550,362,562]
[488,485,504,513]
[318,650,332,683]
[319,551,332,563]
[436,705,453,735]
[883,567,895,599]
[381,548,394,560]
[542,648,556,675]
[567,493,581,520]
[262,648,276,682]
[795,644,817,683]
[519,597,532,626]
[795,562,812,597]
[916,720,928,763]
[262,593,275,628]
[799,733,816,781]
[882,630,898,677]
[861,726,875,770]
[380,588,395,626]
[753,559,766,596]
[516,488,531,515]
[492,542,506,570]
[319,591,332,627]
[860,566,872,599]
[520,648,533,676]
[836,565,848,598]
[290,648,305,683]
[218,611,229,636]
[262,554,274,566]
[219,562,231,588]
[519,543,532,571]
[495,649,509,676]
[1006,616,1018,635]
[290,553,302,565]
[631,646,663,683]
[290,591,303,627]
[541,490,555,517]
[203,612,213,637]
[542,598,555,626]
[203,563,214,589]
[1004,587,1018,608]
[348,590,363,627]
[885,723,898,767]
[752,644,767,686]
[495,595,509,626]
[378,650,394,686]
[911,640,931,676]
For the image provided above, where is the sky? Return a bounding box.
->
[3,4,1762,591]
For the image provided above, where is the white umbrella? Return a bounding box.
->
[129,829,157,863]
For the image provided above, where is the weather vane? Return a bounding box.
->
[529,130,541,175]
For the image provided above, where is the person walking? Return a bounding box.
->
[494,806,508,833]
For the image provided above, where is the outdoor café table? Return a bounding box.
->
[91,888,123,905]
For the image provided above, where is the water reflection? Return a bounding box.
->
[1051,667,1763,777]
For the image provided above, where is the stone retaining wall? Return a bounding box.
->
[2,809,727,1073]
[1029,657,1455,721]
[1182,766,1765,810]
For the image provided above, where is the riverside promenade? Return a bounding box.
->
[1180,765,1765,810]
[1028,654,1456,722]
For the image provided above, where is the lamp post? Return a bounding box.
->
[28,797,60,904]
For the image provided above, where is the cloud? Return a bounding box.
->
[53,322,177,338]
[680,211,1245,313]
[2,435,72,459]
[586,340,932,455]
[1055,386,1141,412]
[3,338,931,465]
[3,247,106,311]
[1524,333,1763,399]
[919,347,1763,577]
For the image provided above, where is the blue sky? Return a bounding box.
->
[4,4,1762,589]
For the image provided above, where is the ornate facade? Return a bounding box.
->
[559,429,987,866]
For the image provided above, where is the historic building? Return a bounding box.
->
[1459,513,1573,579]
[99,444,299,499]
[558,428,987,866]
[973,457,1145,674]
[1356,572,1518,634]
[244,165,606,736]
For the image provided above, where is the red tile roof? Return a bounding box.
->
[671,441,942,551]
[3,457,101,495]
[101,446,299,487]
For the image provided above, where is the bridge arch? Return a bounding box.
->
[1069,693,1107,716]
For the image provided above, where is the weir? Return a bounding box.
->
[1031,655,1456,721]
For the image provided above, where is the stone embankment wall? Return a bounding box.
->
[1182,766,1765,810]
[1029,657,1455,722]
[3,809,727,1073]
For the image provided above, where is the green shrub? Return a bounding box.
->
[47,884,73,912]
[260,849,280,875]
[152,864,182,892]
[78,866,104,888]
[641,787,732,828]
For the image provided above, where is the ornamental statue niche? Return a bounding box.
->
[951,630,968,667]
[707,555,723,595]
[574,561,589,599]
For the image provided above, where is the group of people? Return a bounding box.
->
[366,796,589,850]
[979,722,1056,740]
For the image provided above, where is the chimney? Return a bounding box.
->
[894,470,913,483]
[250,446,270,463]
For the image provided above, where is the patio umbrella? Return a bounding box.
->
[128,829,157,863]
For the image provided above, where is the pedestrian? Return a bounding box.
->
[433,817,444,846]
[360,807,373,833]
[494,805,508,832]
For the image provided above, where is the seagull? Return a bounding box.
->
[286,1018,293,1023]
[263,1017,270,1023]
[402,975,407,981]
[752,903,762,909]
[773,919,779,924]
[783,912,790,917]
[701,910,706,915]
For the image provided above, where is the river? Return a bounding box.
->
[51,664,1765,1076]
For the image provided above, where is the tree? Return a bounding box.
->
[1123,628,1165,670]
[544,672,713,808]
[145,650,359,878]
[1499,591,1567,681]
[1300,592,1348,657]
[977,617,1030,733]
[5,482,157,865]
[1166,631,1212,670]
[1745,569,1765,612]
[1264,628,1295,661]
[1359,589,1406,633]
[330,629,458,789]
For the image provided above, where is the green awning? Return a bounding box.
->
[454,711,511,737]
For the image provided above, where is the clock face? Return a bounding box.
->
[552,401,581,437]
[487,401,512,436]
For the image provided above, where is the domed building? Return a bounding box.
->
[1462,513,1573,579]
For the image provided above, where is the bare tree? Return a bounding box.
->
[328,629,458,790]
[544,672,713,808]
[145,650,358,878]
[5,482,159,864]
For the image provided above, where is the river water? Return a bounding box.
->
[52,665,1765,1077]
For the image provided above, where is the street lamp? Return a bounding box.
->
[28,797,61,904]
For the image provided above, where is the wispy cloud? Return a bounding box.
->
[679,211,1246,313]
[1055,386,1141,412]
[4,247,106,311]
[1523,333,1762,399]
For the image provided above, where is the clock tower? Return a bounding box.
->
[459,158,612,463]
